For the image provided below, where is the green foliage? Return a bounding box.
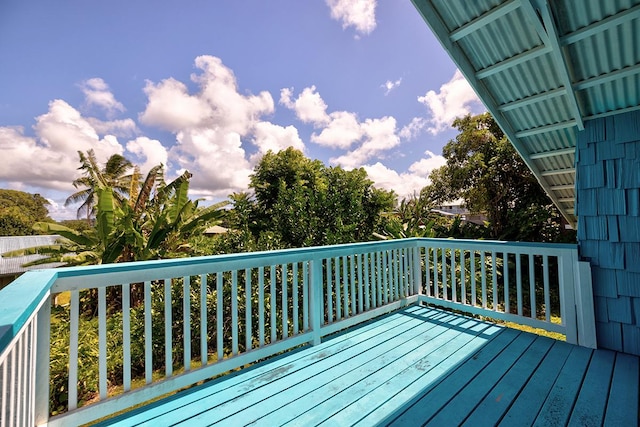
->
[233,147,396,250]
[0,189,52,236]
[65,150,137,221]
[424,113,575,243]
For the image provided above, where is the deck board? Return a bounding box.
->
[98,306,640,427]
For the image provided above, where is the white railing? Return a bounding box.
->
[0,238,593,426]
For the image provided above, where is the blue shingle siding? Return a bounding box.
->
[607,296,633,324]
[617,271,640,298]
[614,110,640,144]
[595,321,623,352]
[623,324,640,355]
[628,189,640,216]
[577,113,640,355]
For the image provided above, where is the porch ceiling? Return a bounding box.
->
[412,0,640,226]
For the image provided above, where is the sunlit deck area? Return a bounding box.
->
[99,305,637,427]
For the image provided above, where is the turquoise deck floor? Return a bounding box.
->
[99,306,639,426]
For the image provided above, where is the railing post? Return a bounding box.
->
[575,260,597,348]
[559,249,578,345]
[309,259,323,345]
[413,245,422,296]
[35,294,51,425]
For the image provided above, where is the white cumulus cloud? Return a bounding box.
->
[126,137,169,176]
[141,55,299,196]
[330,116,400,169]
[326,0,377,36]
[364,150,446,198]
[418,70,484,135]
[79,78,126,117]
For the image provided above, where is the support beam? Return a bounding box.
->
[551,184,575,191]
[529,147,575,159]
[560,4,640,45]
[515,120,576,138]
[499,87,567,112]
[558,197,575,203]
[575,63,640,90]
[450,0,521,41]
[476,45,552,79]
[541,168,575,177]
[537,1,584,130]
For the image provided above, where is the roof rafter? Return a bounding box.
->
[560,4,640,45]
[499,87,567,112]
[476,44,552,79]
[541,168,575,177]
[575,63,640,90]
[450,0,521,42]
[529,147,575,159]
[515,120,576,138]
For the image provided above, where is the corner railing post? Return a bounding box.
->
[35,293,51,426]
[559,249,579,345]
[575,260,597,348]
[309,259,323,345]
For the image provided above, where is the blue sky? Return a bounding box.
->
[0,0,484,219]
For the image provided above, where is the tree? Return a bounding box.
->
[65,150,137,221]
[0,189,51,235]
[238,147,395,248]
[424,113,572,242]
[6,168,227,265]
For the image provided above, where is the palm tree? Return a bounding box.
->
[64,149,136,221]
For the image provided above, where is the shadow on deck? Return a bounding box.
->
[98,306,639,426]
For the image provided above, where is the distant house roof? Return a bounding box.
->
[204,225,229,235]
[0,235,65,276]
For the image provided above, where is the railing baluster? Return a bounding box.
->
[451,249,457,303]
[544,255,551,322]
[16,330,22,424]
[258,267,265,347]
[310,259,322,345]
[461,250,466,304]
[246,269,252,349]
[123,283,131,391]
[433,248,438,297]
[357,254,364,314]
[516,254,523,316]
[200,273,208,366]
[99,286,107,399]
[504,254,510,314]
[164,279,172,377]
[442,248,448,300]
[529,254,536,319]
[183,276,191,371]
[491,251,498,311]
[9,347,15,425]
[326,258,333,323]
[293,263,299,335]
[364,253,371,310]
[335,257,341,321]
[302,262,309,332]
[144,281,152,384]
[216,273,223,361]
[481,252,487,308]
[270,265,276,343]
[343,256,349,317]
[471,251,476,306]
[282,264,288,338]
[69,289,79,410]
[376,252,383,307]
[383,251,389,304]
[232,270,238,355]
[35,297,50,425]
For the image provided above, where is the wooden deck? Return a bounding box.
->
[98,306,639,427]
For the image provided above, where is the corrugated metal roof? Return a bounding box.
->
[412,0,640,226]
[0,235,65,276]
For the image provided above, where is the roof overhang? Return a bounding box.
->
[412,0,640,226]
